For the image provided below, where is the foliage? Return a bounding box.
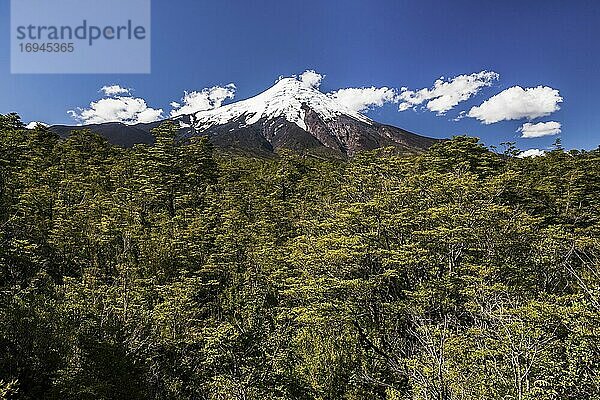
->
[0,115,599,399]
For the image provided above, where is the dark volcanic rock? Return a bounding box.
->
[50,77,443,155]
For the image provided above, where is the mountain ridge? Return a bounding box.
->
[48,77,443,156]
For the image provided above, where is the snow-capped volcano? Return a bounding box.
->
[25,121,49,130]
[172,76,440,156]
[51,76,441,156]
[187,77,372,132]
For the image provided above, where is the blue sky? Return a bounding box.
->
[1,0,599,151]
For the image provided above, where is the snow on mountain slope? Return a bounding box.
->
[25,121,49,129]
[188,77,373,132]
[50,76,441,155]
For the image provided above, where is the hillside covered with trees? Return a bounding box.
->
[1,113,599,399]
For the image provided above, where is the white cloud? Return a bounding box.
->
[468,86,562,124]
[69,95,164,125]
[170,84,236,117]
[398,71,499,115]
[329,87,398,113]
[299,70,324,89]
[517,149,546,158]
[296,68,398,113]
[518,121,562,138]
[101,85,131,96]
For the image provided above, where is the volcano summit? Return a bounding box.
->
[51,76,441,156]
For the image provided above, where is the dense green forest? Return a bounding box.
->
[1,113,599,399]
